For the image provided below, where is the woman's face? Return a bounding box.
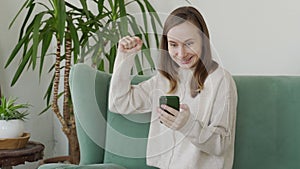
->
[167,21,202,69]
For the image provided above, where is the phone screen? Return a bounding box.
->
[159,96,179,116]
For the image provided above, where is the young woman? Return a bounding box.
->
[109,6,237,169]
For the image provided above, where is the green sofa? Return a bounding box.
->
[38,63,300,169]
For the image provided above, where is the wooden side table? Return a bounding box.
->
[0,141,44,169]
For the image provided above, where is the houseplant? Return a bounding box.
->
[5,0,162,164]
[0,96,30,139]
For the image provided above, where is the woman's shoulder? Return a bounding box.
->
[209,65,233,80]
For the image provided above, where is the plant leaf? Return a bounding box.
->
[32,12,44,69]
[53,0,66,41]
[108,45,117,73]
[5,28,32,68]
[134,55,143,75]
[98,0,104,14]
[134,0,148,33]
[39,104,51,115]
[11,47,33,86]
[16,0,36,42]
[144,0,162,27]
[40,28,53,78]
[9,0,32,29]
[118,0,128,37]
[80,0,90,19]
[67,17,79,63]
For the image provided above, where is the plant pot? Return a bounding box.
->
[0,119,24,138]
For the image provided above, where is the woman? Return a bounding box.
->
[109,6,237,169]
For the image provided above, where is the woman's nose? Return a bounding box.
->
[177,46,186,58]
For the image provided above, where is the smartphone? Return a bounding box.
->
[159,96,180,116]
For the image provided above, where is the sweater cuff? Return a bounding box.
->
[178,113,198,135]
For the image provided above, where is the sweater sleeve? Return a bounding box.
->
[108,52,155,114]
[179,75,237,156]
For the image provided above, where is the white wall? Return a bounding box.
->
[0,0,299,168]
[149,0,300,75]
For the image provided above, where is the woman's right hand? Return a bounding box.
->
[118,36,143,55]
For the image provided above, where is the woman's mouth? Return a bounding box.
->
[179,56,193,64]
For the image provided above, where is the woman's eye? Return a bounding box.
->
[185,42,193,46]
[169,43,177,47]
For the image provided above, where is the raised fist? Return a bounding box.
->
[118,36,143,54]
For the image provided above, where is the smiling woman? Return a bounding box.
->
[109,6,238,169]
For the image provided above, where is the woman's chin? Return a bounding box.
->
[178,64,192,69]
[177,61,195,69]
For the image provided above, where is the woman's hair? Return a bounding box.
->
[159,6,218,97]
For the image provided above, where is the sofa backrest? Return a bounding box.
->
[232,76,300,169]
[103,76,157,169]
[70,64,300,169]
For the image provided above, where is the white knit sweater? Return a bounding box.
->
[109,54,237,169]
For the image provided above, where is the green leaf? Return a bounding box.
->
[40,29,53,77]
[127,15,142,37]
[139,26,150,49]
[22,18,36,56]
[134,0,148,33]
[118,0,128,37]
[80,0,90,18]
[5,28,32,68]
[149,14,160,47]
[134,55,143,75]
[15,0,36,42]
[9,0,32,29]
[44,75,54,106]
[97,59,105,71]
[108,45,117,73]
[68,21,79,63]
[39,104,51,115]
[98,0,104,14]
[65,2,81,12]
[11,47,33,86]
[36,2,51,11]
[142,45,155,68]
[144,0,162,27]
[32,12,44,69]
[53,0,66,41]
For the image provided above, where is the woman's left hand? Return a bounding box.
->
[157,104,191,130]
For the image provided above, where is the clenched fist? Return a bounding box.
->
[118,36,143,54]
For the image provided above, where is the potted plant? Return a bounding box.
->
[5,0,162,164]
[0,96,30,139]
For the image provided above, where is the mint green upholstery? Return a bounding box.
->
[39,64,300,169]
[233,76,300,169]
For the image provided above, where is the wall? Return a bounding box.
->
[0,0,299,168]
[149,0,300,75]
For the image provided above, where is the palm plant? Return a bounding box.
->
[5,0,161,164]
[76,0,162,73]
